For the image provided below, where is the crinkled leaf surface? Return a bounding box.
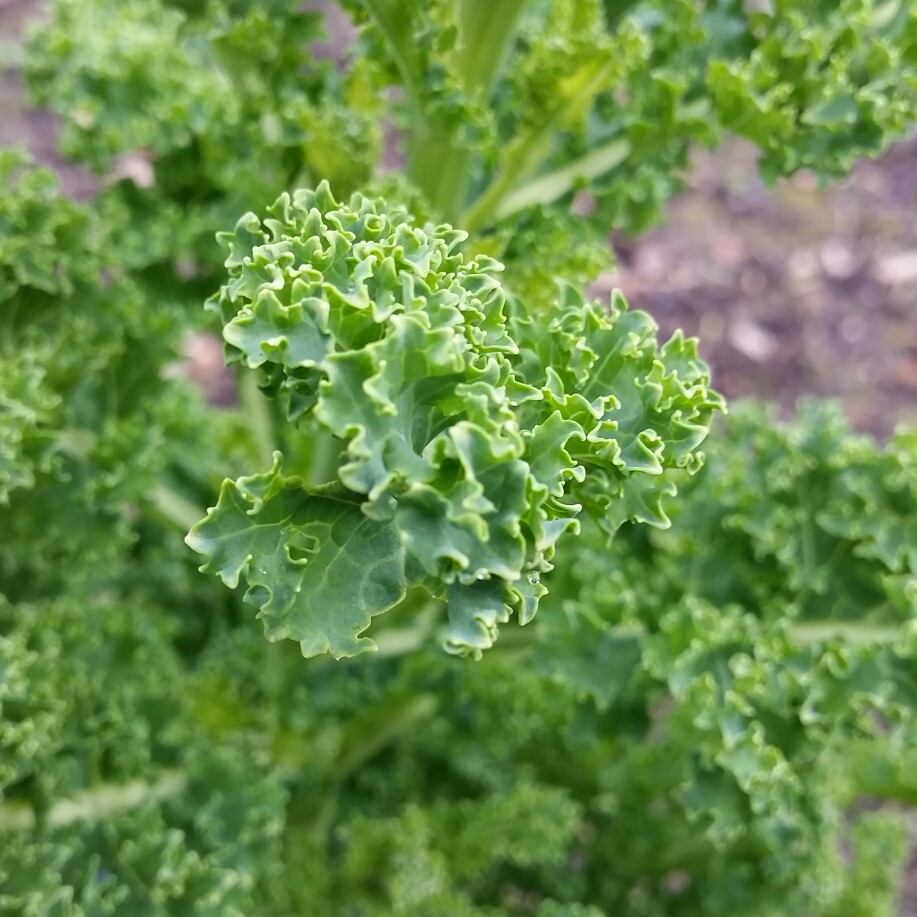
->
[187,455,410,658]
[189,183,722,656]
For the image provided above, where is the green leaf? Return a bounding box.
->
[196,184,720,655]
[186,454,409,658]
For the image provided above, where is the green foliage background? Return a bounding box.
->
[1,0,916,913]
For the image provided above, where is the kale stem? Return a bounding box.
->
[488,137,631,224]
[1,771,187,832]
[238,368,276,470]
[332,695,438,785]
[373,598,442,657]
[455,0,529,98]
[461,57,621,232]
[311,693,439,841]
[406,0,528,220]
[788,622,903,646]
[308,429,341,488]
[360,0,424,121]
[150,482,205,532]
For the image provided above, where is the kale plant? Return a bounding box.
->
[1,0,915,913]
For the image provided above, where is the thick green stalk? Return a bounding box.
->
[405,0,528,220]
[454,0,529,97]
[407,136,477,223]
[239,369,276,471]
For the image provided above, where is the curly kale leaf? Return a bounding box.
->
[187,184,722,657]
[187,457,410,658]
